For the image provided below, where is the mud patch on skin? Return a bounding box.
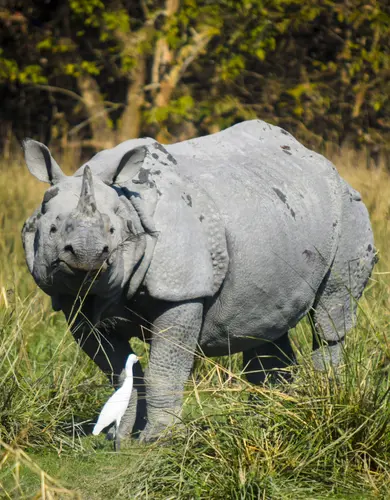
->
[133,168,155,188]
[273,187,296,219]
[42,187,59,213]
[138,168,151,183]
[152,142,177,164]
[303,249,315,263]
[181,193,193,207]
[43,187,59,203]
[280,145,292,156]
[153,142,169,154]
[273,188,287,204]
[167,153,177,165]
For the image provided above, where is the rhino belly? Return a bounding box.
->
[199,250,320,356]
[200,275,316,356]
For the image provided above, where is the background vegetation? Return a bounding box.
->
[0,0,389,161]
[1,1,390,498]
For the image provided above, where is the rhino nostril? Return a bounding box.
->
[64,244,75,254]
[102,245,109,255]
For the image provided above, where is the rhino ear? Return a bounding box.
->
[23,139,65,185]
[100,146,147,185]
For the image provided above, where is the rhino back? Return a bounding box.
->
[168,120,344,350]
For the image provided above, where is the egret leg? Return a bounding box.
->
[113,424,121,452]
[114,435,120,452]
[114,419,123,452]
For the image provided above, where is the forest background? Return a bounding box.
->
[0,0,389,163]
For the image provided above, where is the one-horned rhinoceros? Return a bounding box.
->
[22,119,376,441]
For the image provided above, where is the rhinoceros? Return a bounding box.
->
[22,120,376,441]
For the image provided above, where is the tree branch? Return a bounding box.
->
[155,28,215,108]
[27,84,85,104]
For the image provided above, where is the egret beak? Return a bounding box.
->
[136,356,143,360]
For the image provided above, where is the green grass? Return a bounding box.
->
[1,150,390,499]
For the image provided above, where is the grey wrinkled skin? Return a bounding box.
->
[21,120,376,442]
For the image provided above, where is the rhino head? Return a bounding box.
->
[45,165,110,273]
[21,139,152,312]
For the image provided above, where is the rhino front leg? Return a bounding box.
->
[140,300,203,442]
[59,295,146,435]
[74,323,147,436]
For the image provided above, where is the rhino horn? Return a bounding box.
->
[77,165,98,216]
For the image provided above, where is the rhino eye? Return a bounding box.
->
[110,226,115,234]
[50,225,57,234]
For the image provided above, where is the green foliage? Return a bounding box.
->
[0,58,46,84]
[102,9,130,34]
[70,0,105,26]
[0,1,389,152]
[145,95,195,124]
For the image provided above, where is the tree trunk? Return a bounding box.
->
[154,29,213,109]
[118,57,147,141]
[77,73,116,149]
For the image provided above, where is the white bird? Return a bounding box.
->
[92,353,139,450]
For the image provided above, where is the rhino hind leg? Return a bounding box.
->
[310,188,376,371]
[243,332,296,385]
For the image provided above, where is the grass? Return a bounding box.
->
[0,147,390,499]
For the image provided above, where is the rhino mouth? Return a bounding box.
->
[51,259,108,285]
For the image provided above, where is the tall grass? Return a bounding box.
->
[0,439,79,499]
[0,148,390,498]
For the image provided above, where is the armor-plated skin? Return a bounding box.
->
[22,120,376,441]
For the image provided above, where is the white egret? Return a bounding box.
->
[93,353,139,450]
